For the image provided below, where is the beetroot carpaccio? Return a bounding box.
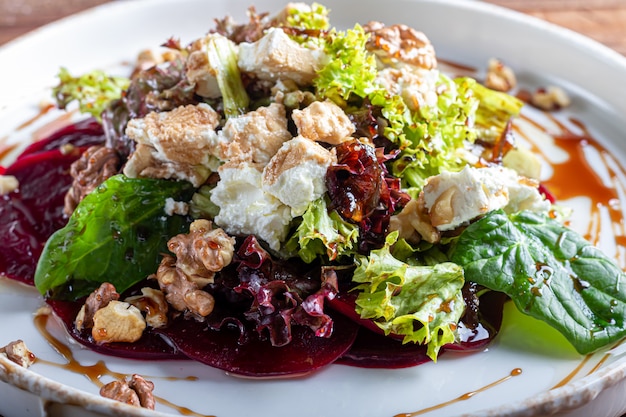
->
[2,1,625,381]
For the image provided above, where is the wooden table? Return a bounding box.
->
[0,0,625,56]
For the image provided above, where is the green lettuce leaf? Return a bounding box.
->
[206,34,250,118]
[286,2,330,31]
[314,24,378,105]
[352,232,465,360]
[34,175,194,300]
[389,75,477,191]
[390,76,523,193]
[53,67,130,121]
[449,209,626,354]
[469,77,524,137]
[284,197,359,263]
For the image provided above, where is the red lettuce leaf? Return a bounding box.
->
[214,235,338,347]
[326,140,410,251]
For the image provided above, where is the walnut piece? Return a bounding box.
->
[167,219,236,286]
[91,301,147,344]
[154,256,216,319]
[125,287,169,329]
[363,21,437,69]
[389,198,440,244]
[484,58,517,92]
[64,145,121,215]
[100,374,155,410]
[75,282,120,332]
[530,86,571,111]
[152,220,235,319]
[0,340,36,368]
[291,100,355,145]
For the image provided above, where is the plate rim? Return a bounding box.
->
[2,1,626,417]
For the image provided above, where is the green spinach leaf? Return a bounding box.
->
[35,175,194,300]
[450,209,626,354]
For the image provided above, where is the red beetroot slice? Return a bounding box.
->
[329,287,508,365]
[155,312,359,378]
[47,299,183,360]
[0,121,105,285]
[17,118,105,160]
[1,149,81,285]
[336,327,432,368]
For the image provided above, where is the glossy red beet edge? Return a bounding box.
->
[0,119,106,284]
[1,120,508,377]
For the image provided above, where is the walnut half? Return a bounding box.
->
[363,21,437,70]
[152,220,235,320]
[74,283,147,344]
[100,374,155,410]
[64,145,121,216]
[91,301,147,344]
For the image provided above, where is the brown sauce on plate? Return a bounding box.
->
[34,311,213,417]
[395,368,523,417]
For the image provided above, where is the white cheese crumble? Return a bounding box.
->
[422,165,550,231]
[262,136,336,217]
[210,162,292,251]
[238,27,324,86]
[164,198,189,216]
[0,175,19,195]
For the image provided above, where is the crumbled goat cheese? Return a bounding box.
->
[291,100,355,145]
[185,36,222,99]
[263,136,337,217]
[211,162,292,251]
[164,198,189,216]
[124,103,221,187]
[376,66,440,112]
[238,27,325,86]
[219,103,292,166]
[422,165,550,231]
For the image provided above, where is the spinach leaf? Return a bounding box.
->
[449,209,626,354]
[34,175,194,300]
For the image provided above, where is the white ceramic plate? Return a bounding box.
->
[2,1,626,416]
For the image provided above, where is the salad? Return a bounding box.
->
[1,0,626,394]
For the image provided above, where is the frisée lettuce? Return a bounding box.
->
[53,67,130,121]
[285,197,359,263]
[353,232,465,360]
